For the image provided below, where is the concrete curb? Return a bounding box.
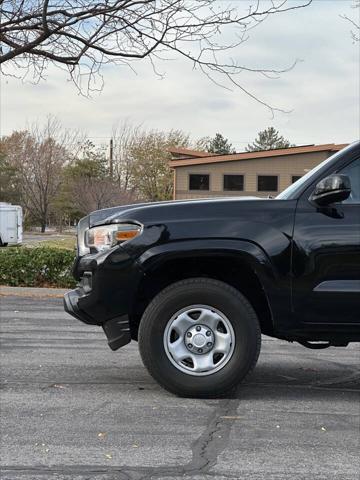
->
[0,286,69,298]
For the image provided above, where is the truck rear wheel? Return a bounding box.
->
[138,278,261,397]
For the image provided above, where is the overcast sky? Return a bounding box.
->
[1,0,359,151]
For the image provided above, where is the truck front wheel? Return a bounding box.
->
[138,278,261,397]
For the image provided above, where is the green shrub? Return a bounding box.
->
[0,247,76,288]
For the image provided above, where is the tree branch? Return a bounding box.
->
[1,0,312,111]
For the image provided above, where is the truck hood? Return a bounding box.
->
[89,196,265,227]
[77,195,296,264]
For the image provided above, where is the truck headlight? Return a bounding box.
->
[85,223,142,253]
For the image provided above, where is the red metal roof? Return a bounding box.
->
[169,143,348,168]
[168,147,210,158]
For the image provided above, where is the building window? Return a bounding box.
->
[223,175,244,191]
[257,175,278,192]
[189,174,210,191]
[292,175,302,183]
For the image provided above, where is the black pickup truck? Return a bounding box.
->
[64,141,360,397]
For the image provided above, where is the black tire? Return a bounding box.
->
[138,278,261,397]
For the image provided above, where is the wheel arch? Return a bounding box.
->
[129,239,276,338]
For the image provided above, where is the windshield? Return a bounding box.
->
[276,146,350,200]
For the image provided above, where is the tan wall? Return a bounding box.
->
[174,151,330,200]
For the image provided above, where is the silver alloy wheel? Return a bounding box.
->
[163,304,235,376]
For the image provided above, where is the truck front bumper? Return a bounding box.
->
[64,288,131,350]
[63,247,144,350]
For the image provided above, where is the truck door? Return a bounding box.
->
[292,157,360,325]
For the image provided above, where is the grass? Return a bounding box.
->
[25,236,76,251]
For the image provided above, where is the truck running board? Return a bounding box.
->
[298,340,349,349]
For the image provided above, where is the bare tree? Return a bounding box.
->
[111,122,211,201]
[53,139,136,223]
[341,1,360,42]
[130,129,189,201]
[0,117,80,231]
[111,122,141,192]
[70,176,135,214]
[1,0,311,112]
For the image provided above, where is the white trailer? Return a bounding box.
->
[0,203,23,246]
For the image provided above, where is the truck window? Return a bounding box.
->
[339,159,360,204]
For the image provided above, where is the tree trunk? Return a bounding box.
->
[58,214,63,233]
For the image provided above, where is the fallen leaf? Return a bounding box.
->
[132,444,139,448]
[276,425,280,429]
[321,426,327,431]
[53,384,66,389]
[105,453,112,459]
[98,432,107,439]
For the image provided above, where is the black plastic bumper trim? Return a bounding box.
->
[63,289,99,325]
[102,316,131,351]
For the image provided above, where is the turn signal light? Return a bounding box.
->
[115,230,140,241]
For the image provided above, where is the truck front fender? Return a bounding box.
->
[138,238,276,287]
[136,238,291,330]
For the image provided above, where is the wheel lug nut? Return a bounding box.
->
[188,343,193,349]
[196,326,201,332]
[207,342,212,347]
[206,330,211,336]
[198,348,203,353]
[186,332,192,337]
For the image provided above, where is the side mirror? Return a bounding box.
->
[310,174,351,206]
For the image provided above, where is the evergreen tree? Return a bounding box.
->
[246,127,294,152]
[207,133,235,155]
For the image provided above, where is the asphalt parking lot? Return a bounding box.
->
[0,294,359,480]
